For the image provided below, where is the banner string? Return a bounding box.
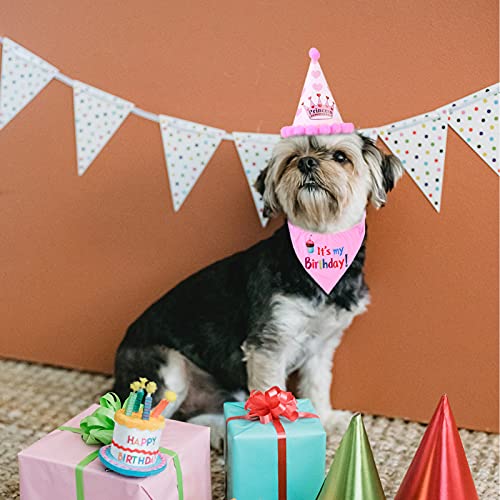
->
[0,35,497,139]
[0,35,234,140]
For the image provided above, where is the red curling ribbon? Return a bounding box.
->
[226,386,318,500]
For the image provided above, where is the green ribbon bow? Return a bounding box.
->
[59,392,183,500]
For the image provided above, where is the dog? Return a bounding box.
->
[113,133,403,449]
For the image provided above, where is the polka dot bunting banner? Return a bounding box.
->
[0,38,58,129]
[159,116,226,211]
[73,81,134,176]
[379,109,449,212]
[448,84,499,175]
[233,132,281,227]
[0,37,498,218]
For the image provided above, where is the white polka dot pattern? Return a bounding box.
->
[159,116,225,211]
[449,84,499,175]
[233,132,281,227]
[0,38,58,129]
[73,81,134,176]
[380,109,449,212]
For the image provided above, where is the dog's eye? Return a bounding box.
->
[332,151,348,164]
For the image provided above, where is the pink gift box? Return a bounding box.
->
[18,404,211,500]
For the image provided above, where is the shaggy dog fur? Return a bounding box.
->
[113,133,403,448]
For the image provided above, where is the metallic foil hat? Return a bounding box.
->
[395,394,478,500]
[317,413,386,499]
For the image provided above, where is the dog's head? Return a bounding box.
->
[254,134,403,232]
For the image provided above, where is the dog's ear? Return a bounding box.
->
[253,160,280,218]
[254,167,267,197]
[360,134,404,208]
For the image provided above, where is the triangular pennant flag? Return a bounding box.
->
[233,132,281,227]
[358,127,379,142]
[73,81,134,176]
[395,395,478,500]
[0,38,58,129]
[380,109,448,212]
[448,84,499,175]
[318,414,386,500]
[160,116,225,211]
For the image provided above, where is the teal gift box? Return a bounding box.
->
[224,398,326,500]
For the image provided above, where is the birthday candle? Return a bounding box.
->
[132,377,148,413]
[141,381,157,420]
[151,390,177,418]
[125,381,141,416]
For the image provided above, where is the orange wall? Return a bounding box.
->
[0,0,498,432]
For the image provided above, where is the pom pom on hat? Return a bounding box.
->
[342,122,355,133]
[309,47,320,61]
[330,123,341,134]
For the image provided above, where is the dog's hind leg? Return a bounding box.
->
[177,364,246,451]
[187,390,247,452]
[113,344,189,413]
[187,413,226,451]
[115,343,239,450]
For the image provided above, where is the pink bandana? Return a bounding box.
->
[288,214,366,294]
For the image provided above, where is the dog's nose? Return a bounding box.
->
[298,156,319,174]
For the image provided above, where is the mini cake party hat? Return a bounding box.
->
[394,395,478,500]
[281,48,354,138]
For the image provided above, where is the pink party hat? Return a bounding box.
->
[281,48,354,138]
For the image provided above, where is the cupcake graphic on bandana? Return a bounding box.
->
[306,237,315,253]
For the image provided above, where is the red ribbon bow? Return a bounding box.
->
[244,386,300,424]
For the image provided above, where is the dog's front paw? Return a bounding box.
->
[320,409,353,436]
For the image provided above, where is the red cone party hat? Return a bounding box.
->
[395,394,478,500]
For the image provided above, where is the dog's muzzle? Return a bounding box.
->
[297,156,319,175]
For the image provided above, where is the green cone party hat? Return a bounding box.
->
[317,413,386,500]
